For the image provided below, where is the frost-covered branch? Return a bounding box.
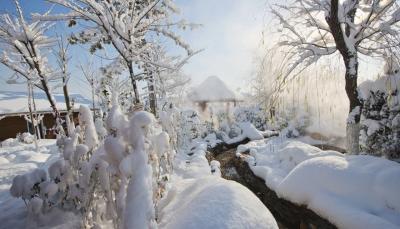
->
[36,0,196,106]
[0,0,61,121]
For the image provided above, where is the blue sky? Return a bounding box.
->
[0,0,383,99]
[0,0,271,97]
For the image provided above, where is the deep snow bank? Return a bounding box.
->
[158,176,278,229]
[238,137,400,229]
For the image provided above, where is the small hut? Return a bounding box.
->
[0,91,93,141]
[188,76,242,114]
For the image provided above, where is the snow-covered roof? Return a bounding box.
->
[188,76,240,102]
[0,91,92,115]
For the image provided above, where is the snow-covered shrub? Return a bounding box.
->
[159,102,179,150]
[10,103,173,228]
[280,108,310,138]
[359,71,400,160]
[233,106,267,130]
[177,109,205,150]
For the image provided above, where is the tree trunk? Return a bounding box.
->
[91,79,96,112]
[326,0,362,154]
[28,40,61,122]
[344,56,362,154]
[148,74,157,115]
[27,82,39,151]
[63,76,72,112]
[40,77,60,120]
[128,61,141,104]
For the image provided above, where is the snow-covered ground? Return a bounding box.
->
[0,137,279,229]
[0,139,59,228]
[158,141,279,229]
[238,137,400,229]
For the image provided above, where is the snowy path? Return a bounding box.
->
[0,140,59,229]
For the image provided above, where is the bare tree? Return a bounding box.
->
[271,0,400,153]
[0,0,61,122]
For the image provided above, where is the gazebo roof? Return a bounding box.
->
[188,76,239,102]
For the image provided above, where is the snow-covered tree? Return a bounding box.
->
[80,61,98,111]
[97,58,136,113]
[0,1,61,120]
[145,46,192,113]
[54,38,72,114]
[35,0,196,106]
[271,0,400,153]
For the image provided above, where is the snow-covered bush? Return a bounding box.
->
[233,106,268,130]
[176,109,205,150]
[10,103,173,228]
[359,71,400,160]
[280,108,310,138]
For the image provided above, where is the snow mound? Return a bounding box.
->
[1,138,19,147]
[0,139,58,229]
[278,155,400,229]
[159,176,278,229]
[237,122,263,140]
[239,139,343,190]
[0,157,9,164]
[238,137,400,229]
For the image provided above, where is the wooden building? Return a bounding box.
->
[0,111,80,140]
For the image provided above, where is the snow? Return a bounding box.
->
[358,72,400,105]
[157,138,278,228]
[278,155,400,229]
[0,139,59,229]
[238,137,400,229]
[123,111,157,228]
[0,91,92,114]
[237,122,264,140]
[158,176,278,229]
[79,105,99,149]
[188,76,239,102]
[363,119,381,136]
